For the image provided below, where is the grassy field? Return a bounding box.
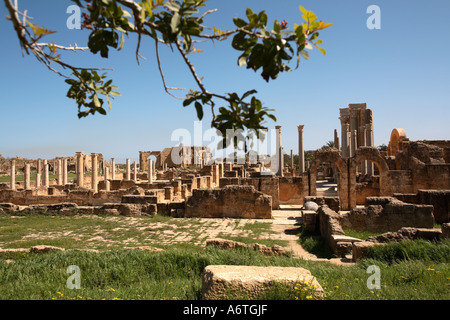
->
[0,212,449,300]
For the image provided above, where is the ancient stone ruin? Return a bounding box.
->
[1,102,449,263]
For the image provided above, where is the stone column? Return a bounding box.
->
[361,127,367,175]
[290,149,294,170]
[125,158,131,180]
[133,161,137,182]
[350,130,357,158]
[57,159,63,185]
[105,166,110,181]
[24,163,31,190]
[111,158,116,180]
[366,123,375,176]
[10,160,16,190]
[334,129,340,149]
[91,153,98,193]
[344,124,351,158]
[148,158,153,184]
[62,158,68,186]
[76,153,83,187]
[297,125,305,175]
[275,126,283,177]
[36,159,42,188]
[43,159,49,187]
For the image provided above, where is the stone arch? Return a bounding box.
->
[387,128,408,157]
[139,151,161,172]
[308,149,350,210]
[350,146,390,207]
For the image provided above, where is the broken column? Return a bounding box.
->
[57,159,63,186]
[10,160,16,190]
[298,125,305,175]
[334,129,340,149]
[111,158,116,180]
[125,158,131,180]
[36,159,42,188]
[76,153,84,187]
[350,130,357,158]
[133,161,137,182]
[62,158,68,186]
[24,163,31,190]
[43,159,49,187]
[366,123,375,176]
[275,126,283,177]
[104,166,110,191]
[148,158,153,184]
[91,153,98,193]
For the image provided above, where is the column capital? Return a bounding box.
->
[275,125,282,130]
[297,125,304,132]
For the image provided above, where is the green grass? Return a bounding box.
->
[0,246,448,300]
[0,171,91,183]
[297,228,335,259]
[343,229,384,240]
[365,239,450,264]
[0,214,448,300]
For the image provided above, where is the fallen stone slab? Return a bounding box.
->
[202,265,324,300]
[352,241,380,262]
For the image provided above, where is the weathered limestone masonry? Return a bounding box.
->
[394,190,450,223]
[185,185,272,219]
[202,265,324,300]
[339,197,435,232]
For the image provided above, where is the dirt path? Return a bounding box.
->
[271,206,354,266]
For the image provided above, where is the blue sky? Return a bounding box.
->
[0,0,449,163]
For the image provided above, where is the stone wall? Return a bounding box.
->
[279,177,305,205]
[394,190,450,223]
[185,185,272,219]
[304,196,340,213]
[219,176,279,209]
[340,198,434,232]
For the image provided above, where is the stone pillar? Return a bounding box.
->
[133,161,137,182]
[290,149,294,170]
[105,166,110,181]
[76,153,83,187]
[91,153,98,193]
[148,158,153,184]
[125,158,131,180]
[24,163,31,190]
[36,159,42,188]
[10,160,16,190]
[366,123,375,176]
[344,124,350,158]
[297,125,305,175]
[334,129,340,150]
[275,126,283,177]
[43,159,49,187]
[361,126,367,175]
[350,130,357,158]
[57,159,63,185]
[62,158,68,186]
[111,158,116,180]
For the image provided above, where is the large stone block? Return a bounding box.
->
[202,265,324,300]
[185,185,272,219]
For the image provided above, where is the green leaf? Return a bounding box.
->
[233,17,247,28]
[194,101,204,120]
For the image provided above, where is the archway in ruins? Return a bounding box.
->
[350,147,390,207]
[139,151,161,172]
[308,149,350,210]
